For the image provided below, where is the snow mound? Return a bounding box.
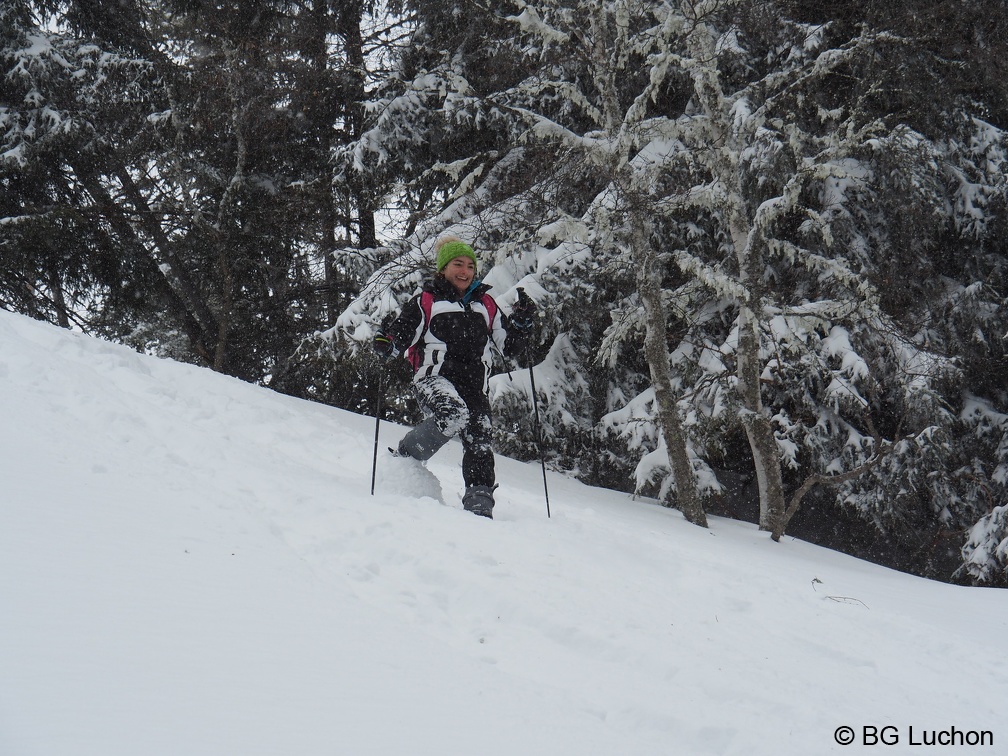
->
[372,448,445,503]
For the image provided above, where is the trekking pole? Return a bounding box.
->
[525,345,551,518]
[512,286,552,520]
[370,368,385,496]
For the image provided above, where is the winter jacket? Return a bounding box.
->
[385,275,530,396]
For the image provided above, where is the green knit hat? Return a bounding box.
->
[435,238,478,272]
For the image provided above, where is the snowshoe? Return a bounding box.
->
[396,416,450,461]
[462,484,497,519]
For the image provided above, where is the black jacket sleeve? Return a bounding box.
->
[384,295,425,352]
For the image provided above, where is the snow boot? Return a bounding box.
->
[396,416,450,461]
[462,485,496,519]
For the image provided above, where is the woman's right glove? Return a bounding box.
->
[509,288,537,332]
[372,331,399,359]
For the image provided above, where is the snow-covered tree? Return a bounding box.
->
[1,1,159,328]
[1,0,396,386]
[961,503,1008,586]
[339,0,1008,579]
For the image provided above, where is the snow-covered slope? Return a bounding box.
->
[1,309,1005,756]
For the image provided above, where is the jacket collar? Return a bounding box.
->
[427,274,492,303]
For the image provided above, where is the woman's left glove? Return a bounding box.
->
[509,288,537,332]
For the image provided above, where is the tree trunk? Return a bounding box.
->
[634,219,708,528]
[211,42,248,375]
[679,3,785,532]
[47,264,70,329]
[733,225,785,532]
[337,0,377,250]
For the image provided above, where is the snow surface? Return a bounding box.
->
[1,308,1006,756]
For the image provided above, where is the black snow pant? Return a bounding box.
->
[413,374,495,488]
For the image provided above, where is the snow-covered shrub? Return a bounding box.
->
[961,505,1008,586]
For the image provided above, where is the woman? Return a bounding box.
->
[373,236,537,518]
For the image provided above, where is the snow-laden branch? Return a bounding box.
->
[502,77,606,129]
[504,2,570,45]
[673,248,748,302]
[508,105,619,160]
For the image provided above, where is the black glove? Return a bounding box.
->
[372,332,398,360]
[509,288,537,332]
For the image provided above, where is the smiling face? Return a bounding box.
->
[442,255,476,294]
